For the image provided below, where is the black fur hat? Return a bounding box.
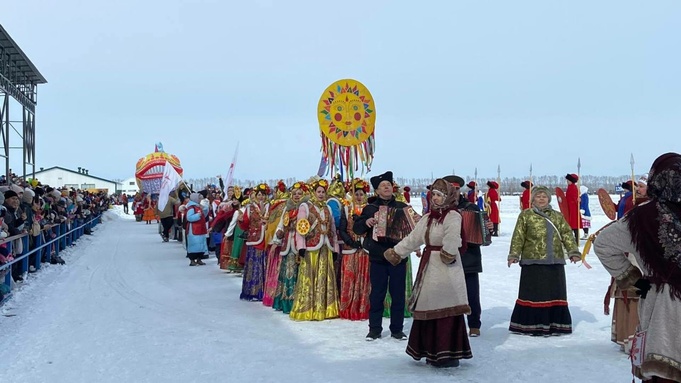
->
[370,171,393,190]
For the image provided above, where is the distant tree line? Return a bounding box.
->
[183,174,637,195]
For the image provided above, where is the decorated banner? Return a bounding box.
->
[135,143,183,194]
[317,79,376,181]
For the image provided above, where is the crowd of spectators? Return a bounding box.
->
[0,175,111,301]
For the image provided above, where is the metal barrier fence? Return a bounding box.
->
[0,214,102,305]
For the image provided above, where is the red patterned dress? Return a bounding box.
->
[338,202,371,320]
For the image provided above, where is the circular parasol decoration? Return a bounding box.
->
[296,218,311,236]
[317,79,376,181]
[283,214,290,227]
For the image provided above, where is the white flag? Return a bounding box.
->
[225,142,239,188]
[158,161,183,211]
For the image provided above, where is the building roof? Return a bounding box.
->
[31,166,119,184]
[0,24,47,85]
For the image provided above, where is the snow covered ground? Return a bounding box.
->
[0,195,638,383]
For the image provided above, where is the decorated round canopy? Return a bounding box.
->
[135,143,183,194]
[317,79,376,181]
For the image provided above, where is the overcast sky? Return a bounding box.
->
[3,0,679,182]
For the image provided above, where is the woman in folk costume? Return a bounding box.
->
[594,153,681,383]
[272,181,308,314]
[384,178,472,368]
[142,194,156,224]
[227,187,250,273]
[485,181,501,236]
[290,179,340,321]
[383,183,415,319]
[337,178,371,320]
[219,200,241,270]
[185,193,209,266]
[565,173,581,244]
[262,181,289,307]
[133,194,145,221]
[326,176,347,291]
[600,175,650,353]
[507,186,581,336]
[238,184,270,301]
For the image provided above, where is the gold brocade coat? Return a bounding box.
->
[295,201,339,253]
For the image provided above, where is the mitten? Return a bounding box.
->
[633,278,651,299]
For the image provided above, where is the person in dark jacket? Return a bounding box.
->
[457,189,484,337]
[442,174,485,337]
[353,171,410,341]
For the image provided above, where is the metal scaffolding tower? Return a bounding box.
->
[0,24,47,182]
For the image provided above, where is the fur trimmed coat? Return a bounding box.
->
[594,219,681,382]
[393,210,470,320]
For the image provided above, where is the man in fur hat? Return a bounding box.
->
[353,171,410,341]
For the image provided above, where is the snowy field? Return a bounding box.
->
[0,194,638,383]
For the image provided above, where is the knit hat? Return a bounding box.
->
[565,173,579,183]
[189,193,201,203]
[486,181,499,189]
[22,188,35,204]
[638,173,648,186]
[520,181,532,189]
[466,181,476,189]
[10,184,23,194]
[4,190,18,200]
[531,185,552,203]
[621,180,634,191]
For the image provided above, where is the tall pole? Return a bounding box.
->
[577,157,582,238]
[630,153,636,204]
[529,163,533,209]
[529,163,533,191]
[474,167,478,203]
[497,165,501,188]
[497,164,502,225]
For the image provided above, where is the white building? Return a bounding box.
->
[119,177,139,195]
[27,166,119,193]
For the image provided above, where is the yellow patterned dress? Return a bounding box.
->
[289,199,340,321]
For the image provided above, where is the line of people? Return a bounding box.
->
[145,154,681,381]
